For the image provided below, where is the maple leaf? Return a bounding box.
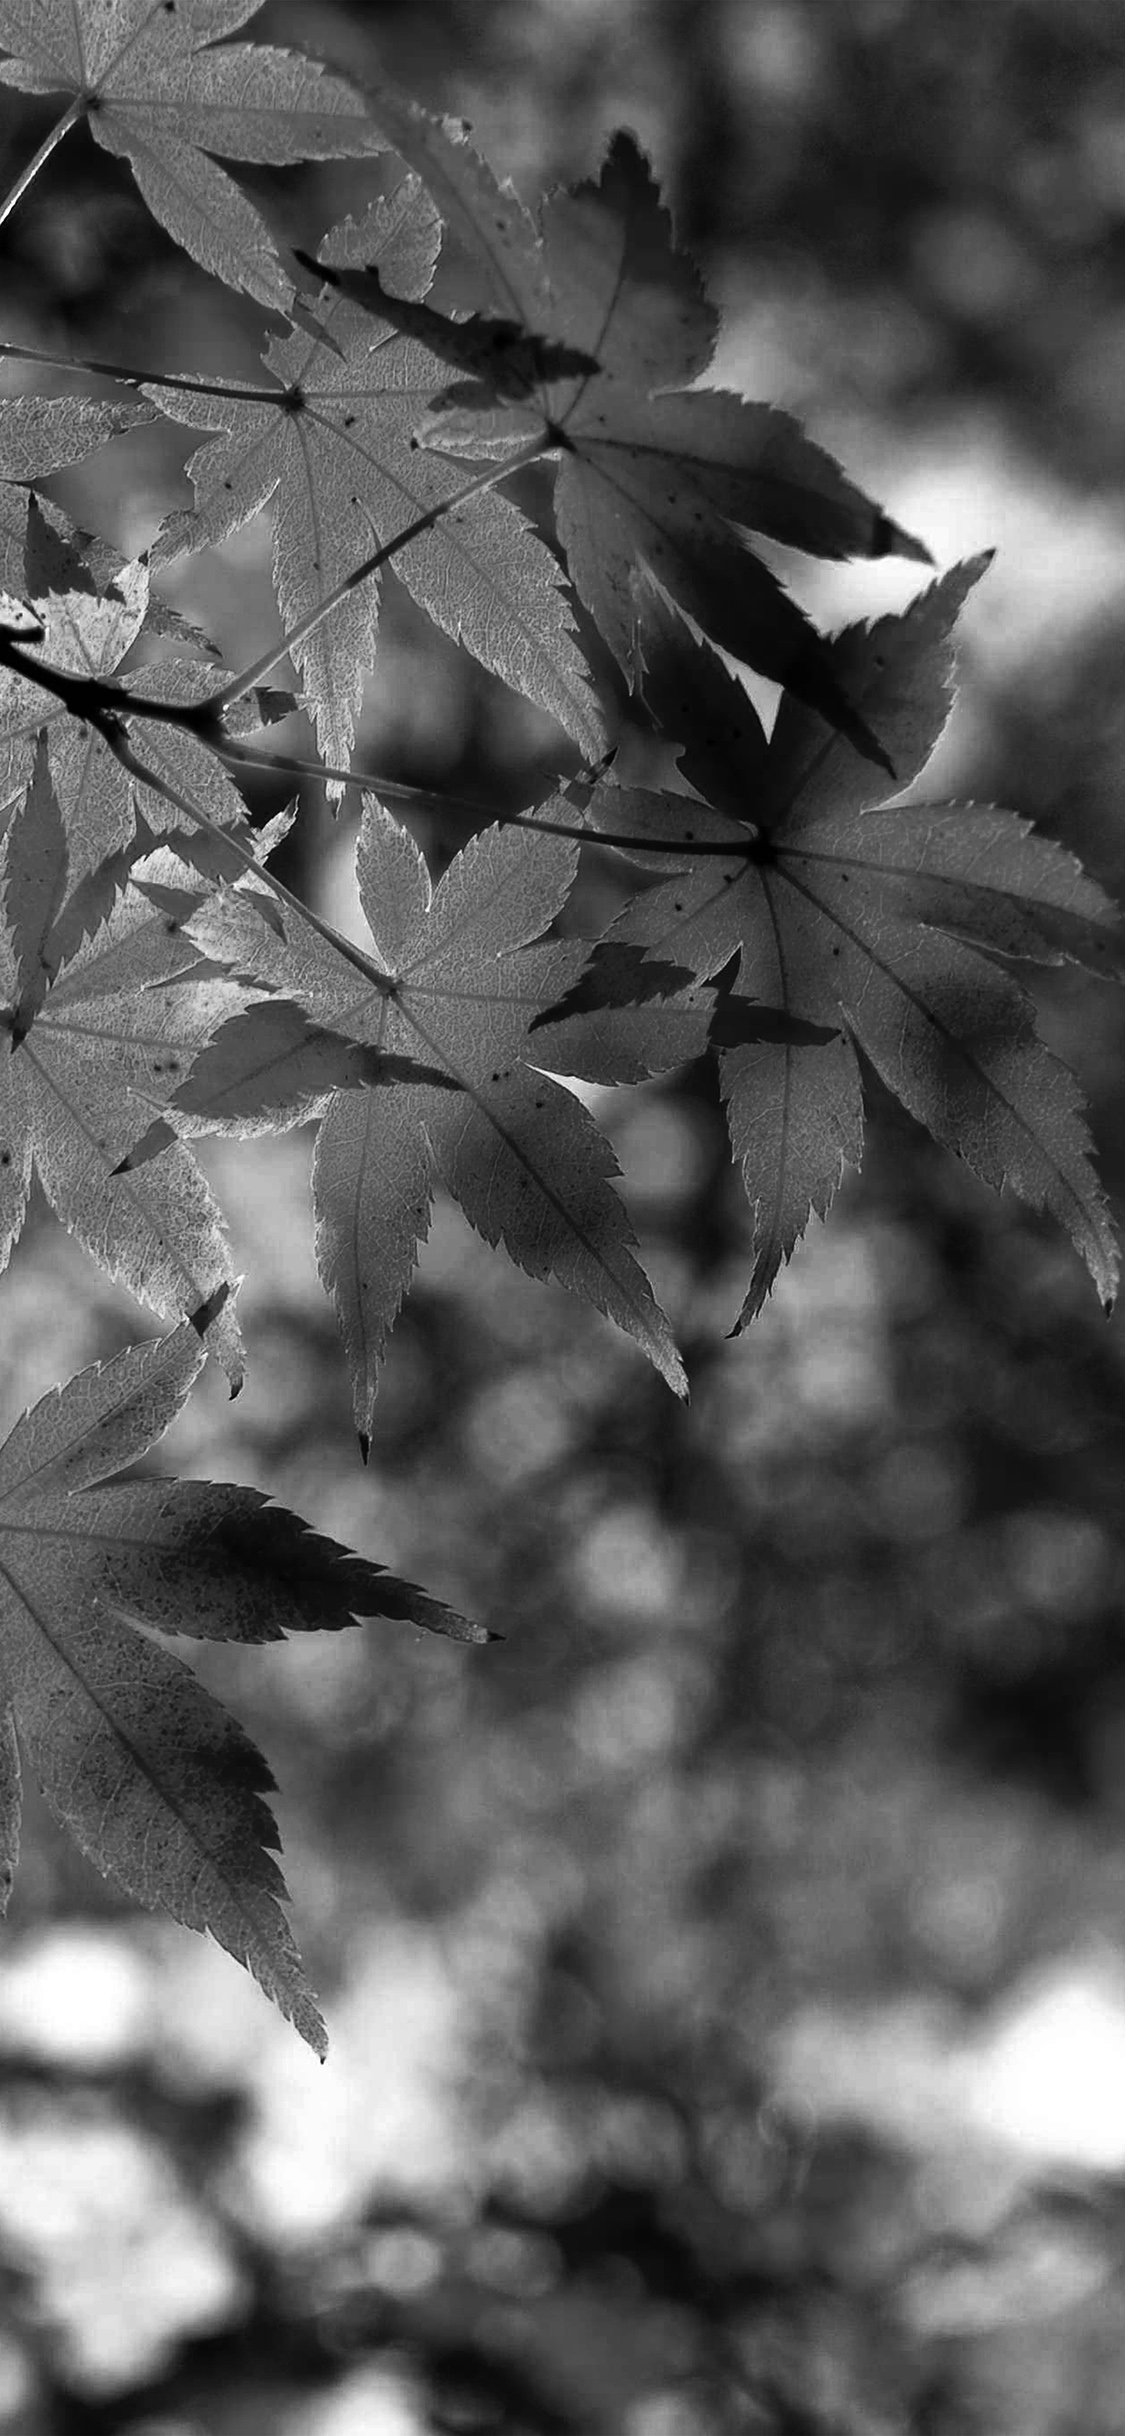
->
[352,100,712,385]
[0,746,248,1378]
[148,174,605,784]
[359,87,555,326]
[178,807,697,1433]
[0,0,378,309]
[0,392,154,593]
[400,131,929,756]
[526,939,715,1085]
[155,995,466,1127]
[0,593,41,645]
[299,244,599,404]
[0,1314,483,2051]
[596,565,1123,1322]
[0,497,255,886]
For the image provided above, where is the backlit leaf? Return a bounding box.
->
[180,806,688,1428]
[0,499,260,890]
[149,175,605,782]
[418,132,928,755]
[605,566,1122,1318]
[0,1319,483,2048]
[0,393,154,591]
[360,86,549,324]
[0,0,379,308]
[0,779,247,1378]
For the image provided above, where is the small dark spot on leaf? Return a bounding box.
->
[343,414,356,429]
[0,1151,9,1169]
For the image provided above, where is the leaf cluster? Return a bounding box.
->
[0,0,1119,2042]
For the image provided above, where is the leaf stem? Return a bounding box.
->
[0,632,747,863]
[0,96,85,233]
[215,736,748,856]
[509,807,751,857]
[215,733,498,822]
[0,630,397,992]
[0,337,294,408]
[103,722,400,999]
[200,440,552,714]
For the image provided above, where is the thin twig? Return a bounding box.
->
[215,732,500,821]
[506,807,749,857]
[0,336,289,407]
[0,635,751,864]
[0,96,85,233]
[106,721,399,997]
[199,439,552,714]
[0,637,398,996]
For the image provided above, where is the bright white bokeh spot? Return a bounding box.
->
[571,1505,681,1623]
[968,1953,1125,2171]
[292,2364,428,2436]
[0,2110,244,2391]
[776,1947,1125,2185]
[0,1926,151,2067]
[236,1925,469,2240]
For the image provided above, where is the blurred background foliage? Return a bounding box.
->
[3,1,1125,2428]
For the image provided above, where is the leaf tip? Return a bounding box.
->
[285,1968,329,2060]
[1088,1224,1119,1319]
[190,1280,232,1340]
[853,718,897,781]
[874,512,934,567]
[112,1117,177,1177]
[357,1430,370,1465]
[665,1349,690,1400]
